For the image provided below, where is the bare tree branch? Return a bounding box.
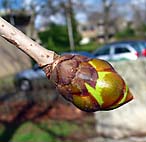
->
[0,17,57,67]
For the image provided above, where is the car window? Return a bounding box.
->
[94,47,110,56]
[140,42,146,48]
[115,47,130,54]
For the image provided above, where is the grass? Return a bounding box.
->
[11,122,58,142]
[40,120,77,136]
[0,115,96,142]
[0,124,5,134]
[0,75,15,94]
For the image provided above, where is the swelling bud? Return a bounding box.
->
[45,55,133,112]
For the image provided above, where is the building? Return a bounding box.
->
[78,20,115,43]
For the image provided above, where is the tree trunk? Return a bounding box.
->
[66,0,75,51]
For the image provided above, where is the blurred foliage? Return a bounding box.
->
[38,24,70,53]
[69,3,82,47]
[139,24,146,32]
[0,75,15,94]
[38,22,81,53]
[136,24,146,38]
[115,26,136,40]
[10,122,57,142]
[115,23,146,40]
[39,120,78,137]
[0,116,96,142]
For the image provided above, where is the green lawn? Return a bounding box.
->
[0,75,15,94]
[11,121,68,142]
[0,115,96,142]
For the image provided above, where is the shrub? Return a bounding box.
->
[38,24,81,53]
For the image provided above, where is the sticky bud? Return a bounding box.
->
[45,54,133,112]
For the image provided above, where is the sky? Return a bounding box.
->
[0,0,146,28]
[0,0,21,10]
[0,0,134,10]
[0,0,145,10]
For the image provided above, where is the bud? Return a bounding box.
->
[46,54,133,112]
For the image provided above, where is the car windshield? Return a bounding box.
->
[114,41,143,52]
[93,46,110,56]
[139,41,146,49]
[128,42,142,52]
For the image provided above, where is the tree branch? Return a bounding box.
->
[0,17,57,67]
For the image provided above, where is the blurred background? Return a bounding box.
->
[0,0,146,142]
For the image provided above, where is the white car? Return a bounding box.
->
[93,41,146,61]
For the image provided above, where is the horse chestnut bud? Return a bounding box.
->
[45,54,133,112]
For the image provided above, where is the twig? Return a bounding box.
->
[0,17,57,67]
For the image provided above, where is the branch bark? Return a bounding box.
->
[0,17,57,67]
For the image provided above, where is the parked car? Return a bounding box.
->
[117,40,146,56]
[14,64,51,91]
[93,41,146,61]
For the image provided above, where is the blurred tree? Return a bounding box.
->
[115,24,136,40]
[21,1,38,39]
[65,0,81,51]
[1,0,15,25]
[131,1,146,38]
[37,0,81,52]
[101,0,114,43]
[65,0,75,51]
[2,0,10,10]
[38,24,70,53]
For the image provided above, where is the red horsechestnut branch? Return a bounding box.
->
[0,17,133,112]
